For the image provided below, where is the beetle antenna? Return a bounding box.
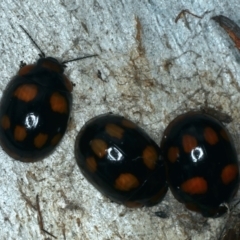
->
[62,54,98,64]
[19,25,45,58]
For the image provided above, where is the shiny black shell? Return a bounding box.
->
[75,113,168,207]
[161,112,239,217]
[0,57,72,162]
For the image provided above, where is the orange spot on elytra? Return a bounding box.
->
[121,119,136,128]
[185,203,201,213]
[1,115,10,129]
[50,92,68,114]
[105,124,124,139]
[14,84,38,102]
[142,146,158,170]
[212,16,240,50]
[204,127,218,145]
[14,125,27,141]
[90,139,107,158]
[224,27,240,49]
[18,64,35,76]
[220,129,229,141]
[34,133,48,148]
[63,75,73,92]
[115,173,139,191]
[86,156,97,172]
[51,133,62,146]
[41,60,62,73]
[181,177,208,195]
[150,187,167,204]
[182,135,197,153]
[167,147,179,163]
[221,164,239,185]
[124,201,143,208]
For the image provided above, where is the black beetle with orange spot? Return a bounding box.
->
[161,111,239,217]
[0,26,96,162]
[75,113,168,207]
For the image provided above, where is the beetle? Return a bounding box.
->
[0,26,96,162]
[161,111,239,217]
[74,113,168,207]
